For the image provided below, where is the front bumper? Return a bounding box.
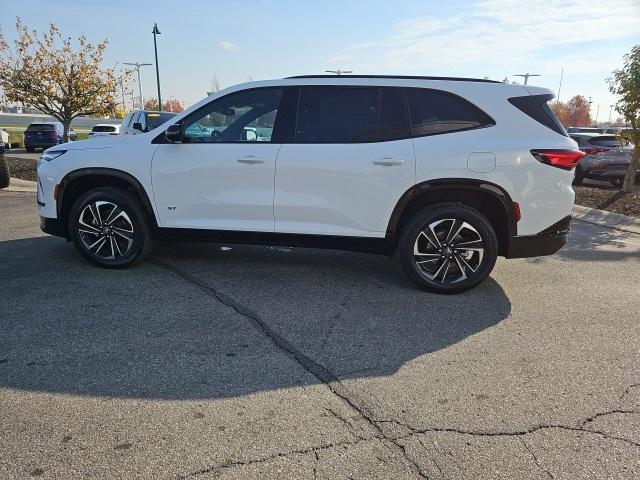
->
[40,216,67,238]
[506,215,571,259]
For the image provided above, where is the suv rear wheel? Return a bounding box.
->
[68,187,153,268]
[399,203,498,294]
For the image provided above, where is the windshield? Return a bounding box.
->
[145,112,176,130]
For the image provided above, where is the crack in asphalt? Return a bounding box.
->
[155,260,429,479]
[177,437,367,479]
[372,407,640,449]
[518,437,554,479]
[156,260,640,478]
[619,382,640,401]
[321,406,365,441]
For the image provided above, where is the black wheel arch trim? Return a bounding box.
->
[386,178,517,238]
[56,167,157,227]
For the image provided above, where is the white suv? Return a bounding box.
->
[37,76,581,293]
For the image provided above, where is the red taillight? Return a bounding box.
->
[513,202,521,222]
[530,149,584,171]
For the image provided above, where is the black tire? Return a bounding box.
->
[398,203,498,294]
[0,152,10,189]
[610,177,624,189]
[68,187,154,268]
[572,167,584,186]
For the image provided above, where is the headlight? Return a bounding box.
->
[40,150,67,162]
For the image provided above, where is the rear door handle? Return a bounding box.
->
[373,158,405,166]
[237,155,266,164]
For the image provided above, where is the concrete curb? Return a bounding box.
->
[572,204,640,235]
[4,177,37,193]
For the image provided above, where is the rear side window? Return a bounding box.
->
[406,88,494,137]
[508,94,567,136]
[378,87,410,141]
[296,86,378,142]
[294,86,410,143]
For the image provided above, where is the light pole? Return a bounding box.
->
[595,104,600,126]
[556,68,564,101]
[152,23,162,111]
[513,73,540,85]
[118,75,126,112]
[124,62,152,109]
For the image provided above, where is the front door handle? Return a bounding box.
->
[373,158,405,166]
[237,155,266,164]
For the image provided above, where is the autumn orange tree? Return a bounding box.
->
[550,95,592,127]
[608,44,640,192]
[144,97,184,112]
[0,19,121,141]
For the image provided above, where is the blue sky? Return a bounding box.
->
[2,0,639,120]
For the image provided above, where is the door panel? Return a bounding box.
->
[152,143,280,231]
[151,87,284,231]
[274,140,415,236]
[274,86,415,238]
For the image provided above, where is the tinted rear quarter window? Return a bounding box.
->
[406,88,493,136]
[508,94,567,136]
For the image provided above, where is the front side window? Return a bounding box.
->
[296,86,378,143]
[407,88,492,137]
[183,88,283,143]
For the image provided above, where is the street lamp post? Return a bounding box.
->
[118,76,126,112]
[595,104,600,126]
[152,23,162,111]
[123,62,152,109]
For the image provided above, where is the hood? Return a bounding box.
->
[47,136,129,152]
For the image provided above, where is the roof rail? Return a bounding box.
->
[285,75,501,84]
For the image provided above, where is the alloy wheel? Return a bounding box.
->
[78,201,135,260]
[413,218,485,284]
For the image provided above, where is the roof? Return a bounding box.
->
[285,75,501,84]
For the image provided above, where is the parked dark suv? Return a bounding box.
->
[24,122,66,152]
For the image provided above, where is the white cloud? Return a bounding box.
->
[326,0,640,77]
[219,41,239,51]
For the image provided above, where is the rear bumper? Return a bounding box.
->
[40,216,67,238]
[506,215,571,259]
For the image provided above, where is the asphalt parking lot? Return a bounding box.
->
[1,190,639,479]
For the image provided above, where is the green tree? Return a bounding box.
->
[608,44,640,192]
[0,19,122,141]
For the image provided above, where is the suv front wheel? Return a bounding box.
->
[68,187,154,268]
[399,203,498,294]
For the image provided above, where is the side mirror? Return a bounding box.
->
[165,123,183,143]
[132,122,144,132]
